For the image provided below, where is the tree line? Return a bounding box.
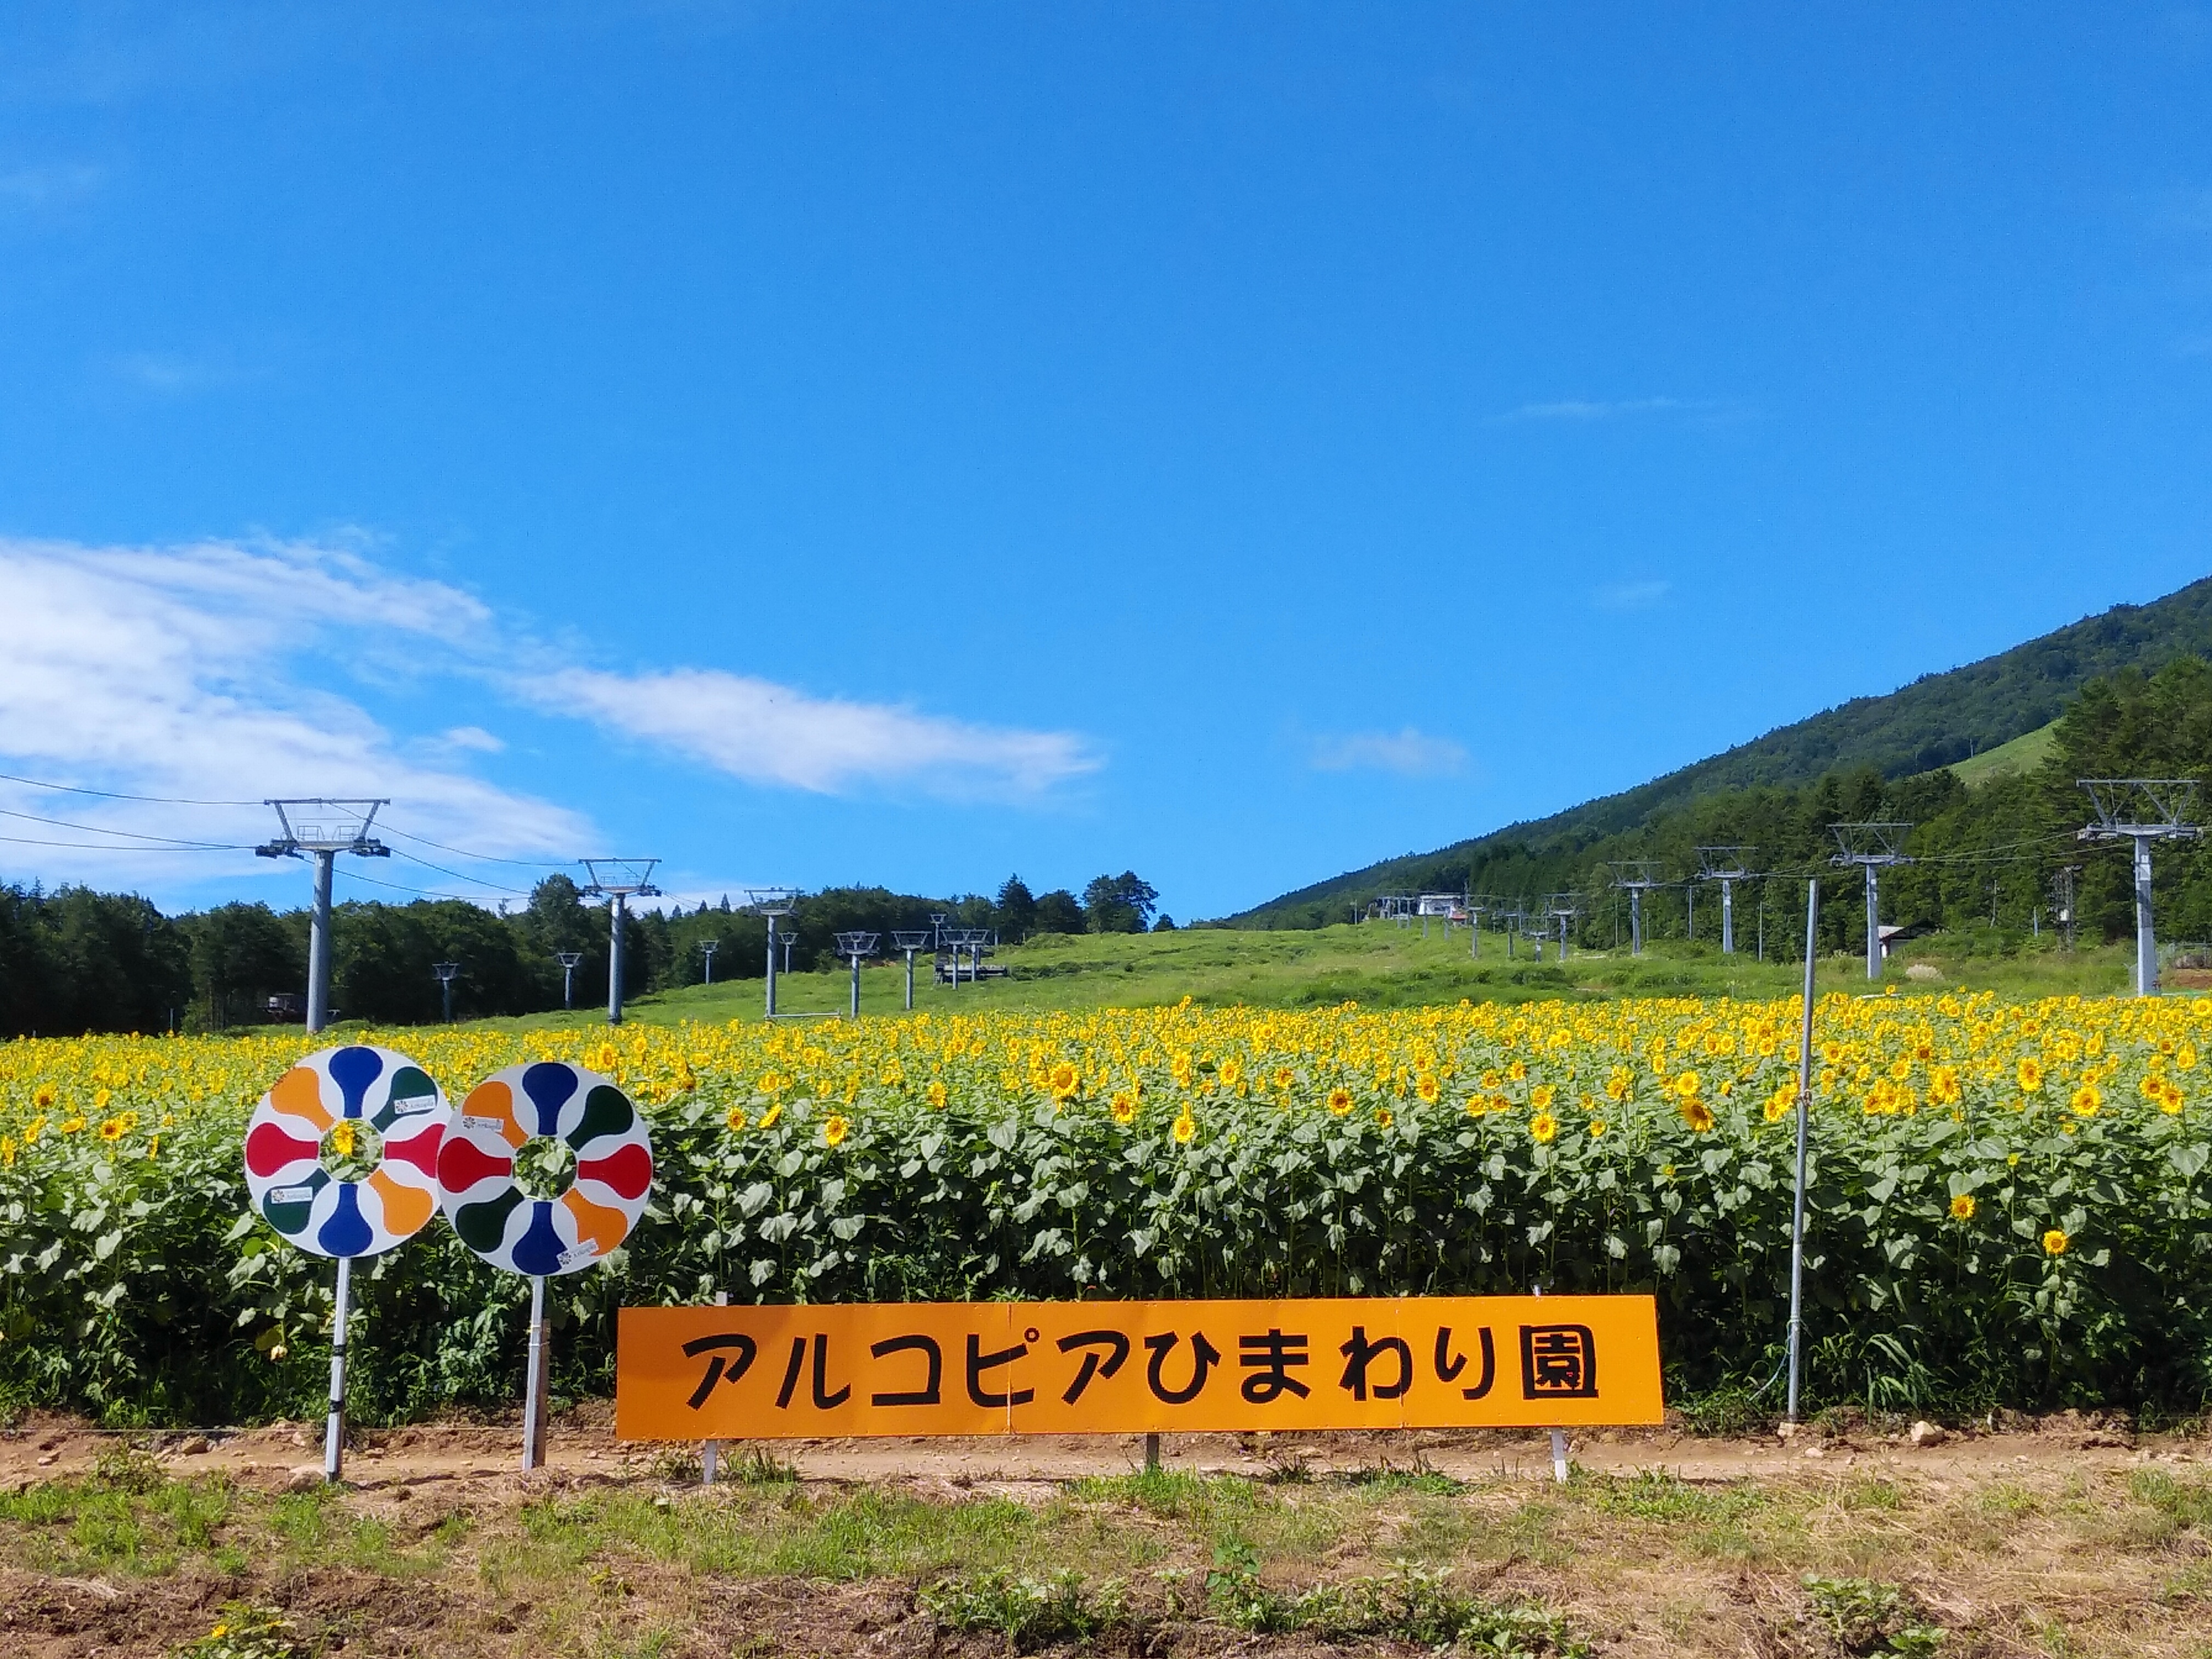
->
[0,867,1165,1037]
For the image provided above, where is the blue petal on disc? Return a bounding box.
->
[318,1182,375,1257]
[511,1200,566,1276]
[329,1046,385,1120]
[520,1062,580,1137]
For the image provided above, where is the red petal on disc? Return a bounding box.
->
[385,1122,443,1179]
[437,1135,512,1193]
[577,1141,651,1200]
[246,1120,319,1178]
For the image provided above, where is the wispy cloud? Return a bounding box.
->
[0,161,101,208]
[537,666,1099,798]
[1310,727,1469,777]
[105,350,251,395]
[1593,579,1671,612]
[1497,395,1743,424]
[0,538,587,888]
[0,536,1101,893]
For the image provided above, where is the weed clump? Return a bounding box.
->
[1801,1573,1946,1656]
[921,1568,1128,1651]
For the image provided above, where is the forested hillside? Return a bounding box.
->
[1236,656,2212,958]
[1239,576,2212,928]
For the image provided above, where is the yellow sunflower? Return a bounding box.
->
[2042,1228,2069,1256]
[1529,1111,1558,1144]
[1326,1086,1354,1116]
[823,1114,850,1147]
[1949,1193,1976,1222]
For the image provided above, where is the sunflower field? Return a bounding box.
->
[2,989,2210,1424]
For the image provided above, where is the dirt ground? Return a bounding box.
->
[3,1409,2210,1657]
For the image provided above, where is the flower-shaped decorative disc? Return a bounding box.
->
[437,1061,653,1277]
[242,1045,450,1259]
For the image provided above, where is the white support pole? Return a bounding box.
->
[765,916,780,1017]
[702,1289,729,1485]
[1630,888,1643,957]
[1864,865,1881,981]
[522,1275,550,1472]
[306,850,336,1035]
[904,949,916,1010]
[849,953,862,1019]
[1786,878,1819,1423]
[2135,834,2158,997]
[323,1254,352,1482]
[1533,1282,1567,1484]
[1720,878,1735,956]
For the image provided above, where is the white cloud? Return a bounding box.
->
[0,161,101,208]
[537,665,1099,798]
[1500,396,1708,422]
[0,535,1099,895]
[1593,579,1671,612]
[105,350,253,395]
[1310,727,1469,777]
[0,538,585,889]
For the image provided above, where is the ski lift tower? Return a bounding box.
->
[432,961,460,1024]
[1696,847,1755,955]
[1830,823,1913,981]
[1545,893,1582,963]
[833,931,880,1019]
[580,859,661,1026]
[555,951,583,1011]
[257,798,391,1035]
[746,888,801,1017]
[1609,861,1668,957]
[701,938,719,986]
[890,930,932,1010]
[2078,780,2203,996]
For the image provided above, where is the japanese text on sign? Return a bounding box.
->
[616,1296,1660,1440]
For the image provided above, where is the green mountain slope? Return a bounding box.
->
[1235,575,2212,927]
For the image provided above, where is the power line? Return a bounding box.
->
[377,822,575,869]
[0,769,258,807]
[0,803,250,850]
[0,832,246,852]
[387,847,533,897]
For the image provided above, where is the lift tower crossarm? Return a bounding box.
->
[1607,861,1668,958]
[581,859,661,1026]
[2076,780,2203,996]
[1695,845,1756,956]
[1829,822,1914,982]
[258,798,392,1035]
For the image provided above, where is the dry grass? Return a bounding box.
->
[5,1446,2212,1656]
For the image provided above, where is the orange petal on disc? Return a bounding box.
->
[270,1065,334,1132]
[461,1079,528,1149]
[561,1186,629,1258]
[369,1169,435,1240]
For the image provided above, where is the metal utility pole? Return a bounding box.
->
[701,939,719,986]
[581,859,661,1025]
[433,961,460,1023]
[1609,862,1667,957]
[2051,865,2080,953]
[834,931,879,1018]
[746,889,800,1017]
[1829,823,1914,981]
[257,799,391,1035]
[555,951,583,1011]
[1785,877,1819,1424]
[1545,893,1580,963]
[1696,847,1754,955]
[1466,897,1487,960]
[2078,781,2203,996]
[891,930,931,1010]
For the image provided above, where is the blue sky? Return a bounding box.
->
[3,3,2211,922]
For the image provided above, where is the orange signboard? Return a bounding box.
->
[616,1295,1662,1441]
